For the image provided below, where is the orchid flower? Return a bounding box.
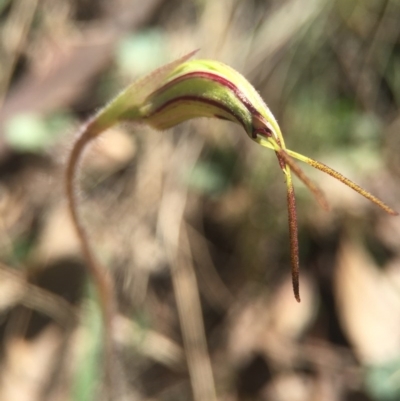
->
[67,50,397,323]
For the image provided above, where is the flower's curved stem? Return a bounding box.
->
[65,117,116,396]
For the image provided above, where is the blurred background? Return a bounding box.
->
[1,0,400,400]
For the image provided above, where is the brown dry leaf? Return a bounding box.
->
[385,258,400,292]
[33,204,81,263]
[335,237,400,364]
[227,276,317,368]
[0,266,25,311]
[113,315,185,371]
[263,373,313,401]
[227,293,271,365]
[269,273,317,340]
[376,213,400,252]
[0,325,63,401]
[314,163,368,216]
[0,0,164,123]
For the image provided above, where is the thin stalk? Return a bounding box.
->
[286,149,398,216]
[65,116,116,397]
[278,155,301,302]
[278,149,329,211]
[257,135,329,210]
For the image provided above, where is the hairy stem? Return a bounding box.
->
[65,117,116,396]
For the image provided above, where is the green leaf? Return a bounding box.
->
[365,358,400,401]
[184,149,238,196]
[4,112,71,152]
[116,29,167,78]
[71,286,103,401]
